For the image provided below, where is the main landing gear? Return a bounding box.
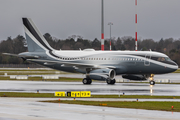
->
[82,78,92,84]
[149,74,155,85]
[82,78,116,85]
[106,78,116,85]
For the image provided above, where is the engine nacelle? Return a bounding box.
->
[122,74,148,80]
[87,69,115,81]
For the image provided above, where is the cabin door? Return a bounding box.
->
[144,54,151,66]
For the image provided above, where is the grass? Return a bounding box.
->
[1,92,179,112]
[91,95,180,99]
[1,92,180,112]
[0,92,56,98]
[173,69,180,73]
[1,92,180,99]
[43,100,180,112]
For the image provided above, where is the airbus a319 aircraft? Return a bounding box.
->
[4,18,178,85]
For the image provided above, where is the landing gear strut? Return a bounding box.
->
[106,78,116,85]
[149,74,155,85]
[82,78,92,84]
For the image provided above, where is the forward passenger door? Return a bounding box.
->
[144,54,151,66]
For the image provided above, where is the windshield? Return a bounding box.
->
[151,57,171,61]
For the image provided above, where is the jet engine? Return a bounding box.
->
[87,69,115,81]
[122,74,149,80]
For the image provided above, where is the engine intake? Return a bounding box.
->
[87,69,115,81]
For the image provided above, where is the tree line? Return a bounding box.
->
[0,33,180,66]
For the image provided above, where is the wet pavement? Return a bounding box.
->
[1,74,180,120]
[0,98,180,120]
[0,81,180,96]
[23,73,180,83]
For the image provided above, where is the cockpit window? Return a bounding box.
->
[151,56,176,65]
[152,57,171,61]
[165,57,171,61]
[157,57,165,61]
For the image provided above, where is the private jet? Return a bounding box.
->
[3,18,178,85]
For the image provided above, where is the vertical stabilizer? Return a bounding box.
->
[22,18,54,52]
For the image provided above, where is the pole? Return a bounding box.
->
[108,22,113,51]
[110,24,111,51]
[101,0,104,51]
[135,0,138,51]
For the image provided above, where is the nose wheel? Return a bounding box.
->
[150,80,155,85]
[149,74,155,85]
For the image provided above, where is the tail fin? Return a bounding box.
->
[22,18,54,52]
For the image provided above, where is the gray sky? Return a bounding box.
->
[0,0,180,41]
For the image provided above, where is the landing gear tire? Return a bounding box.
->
[82,78,92,84]
[106,78,116,85]
[150,81,155,85]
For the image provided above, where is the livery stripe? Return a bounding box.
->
[23,18,59,59]
[23,18,51,51]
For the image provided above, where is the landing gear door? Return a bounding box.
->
[144,54,151,66]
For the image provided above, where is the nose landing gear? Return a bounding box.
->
[149,74,155,85]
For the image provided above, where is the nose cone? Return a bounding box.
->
[170,61,178,72]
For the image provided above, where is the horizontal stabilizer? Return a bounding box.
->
[3,53,39,59]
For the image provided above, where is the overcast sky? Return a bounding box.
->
[0,0,180,41]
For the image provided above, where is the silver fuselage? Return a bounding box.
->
[20,50,178,75]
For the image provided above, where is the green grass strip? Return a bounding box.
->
[91,95,180,99]
[0,92,180,99]
[43,100,180,112]
[0,92,56,98]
